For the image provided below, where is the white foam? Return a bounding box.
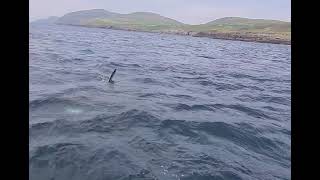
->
[65,107,83,114]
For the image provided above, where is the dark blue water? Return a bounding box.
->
[29,24,291,180]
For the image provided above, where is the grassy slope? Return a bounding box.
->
[182,17,291,41]
[56,10,291,43]
[56,9,118,25]
[185,17,290,32]
[82,12,185,31]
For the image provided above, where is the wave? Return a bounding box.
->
[138,92,168,98]
[237,94,290,106]
[164,103,277,120]
[30,97,81,109]
[53,39,65,43]
[79,49,94,54]
[30,109,160,136]
[160,119,289,161]
[29,109,290,180]
[58,57,89,64]
[109,62,142,68]
[167,103,215,112]
[169,94,195,100]
[30,142,145,180]
[30,24,291,180]
[174,76,208,80]
[197,55,217,60]
[197,81,247,91]
[30,109,286,153]
[179,171,243,180]
[133,78,166,86]
[228,72,289,84]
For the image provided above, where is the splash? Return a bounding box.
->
[65,107,83,114]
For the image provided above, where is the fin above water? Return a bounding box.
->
[108,69,117,83]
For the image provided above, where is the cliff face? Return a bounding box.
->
[53,10,291,45]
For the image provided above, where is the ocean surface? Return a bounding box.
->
[29,24,291,180]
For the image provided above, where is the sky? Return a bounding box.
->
[29,0,291,24]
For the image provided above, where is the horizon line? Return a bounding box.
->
[30,8,291,25]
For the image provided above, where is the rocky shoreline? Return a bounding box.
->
[192,32,290,45]
[61,24,291,45]
[159,30,290,45]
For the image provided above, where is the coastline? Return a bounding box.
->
[57,23,291,45]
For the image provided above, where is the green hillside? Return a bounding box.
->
[54,10,291,44]
[56,9,118,25]
[187,17,290,32]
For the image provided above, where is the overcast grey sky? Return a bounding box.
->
[29,0,291,24]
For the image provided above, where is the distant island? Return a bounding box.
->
[32,9,291,45]
[32,16,59,24]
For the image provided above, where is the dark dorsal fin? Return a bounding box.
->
[108,69,117,83]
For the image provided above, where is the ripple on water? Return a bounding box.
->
[29,24,291,180]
